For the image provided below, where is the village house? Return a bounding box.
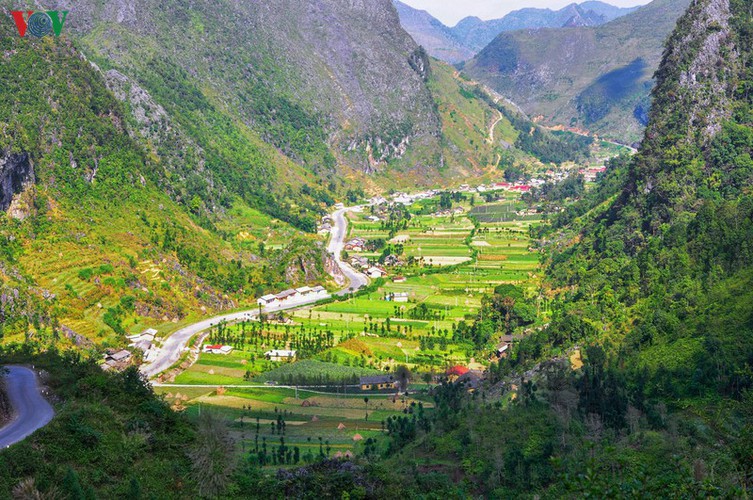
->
[385,292,409,303]
[350,256,369,269]
[257,294,278,307]
[265,349,297,362]
[275,289,298,303]
[103,349,132,370]
[367,267,386,279]
[203,344,234,355]
[359,375,397,391]
[392,276,407,283]
[457,370,484,390]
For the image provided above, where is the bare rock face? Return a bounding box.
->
[674,0,736,142]
[0,152,34,218]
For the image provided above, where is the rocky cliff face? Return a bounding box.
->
[0,152,34,218]
[613,0,752,233]
[645,0,737,147]
[53,0,441,172]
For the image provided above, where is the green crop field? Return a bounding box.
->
[161,188,543,461]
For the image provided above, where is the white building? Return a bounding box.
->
[203,344,234,355]
[257,294,278,307]
[367,267,385,279]
[265,349,297,361]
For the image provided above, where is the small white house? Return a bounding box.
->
[203,344,234,355]
[367,267,385,279]
[265,349,297,361]
[257,294,277,307]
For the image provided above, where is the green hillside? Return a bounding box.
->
[0,11,332,347]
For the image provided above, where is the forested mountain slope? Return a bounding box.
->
[353,0,753,495]
[57,0,441,177]
[464,0,691,144]
[0,8,331,347]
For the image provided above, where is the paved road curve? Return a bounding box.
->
[141,205,368,379]
[328,208,370,295]
[140,297,329,379]
[0,366,55,449]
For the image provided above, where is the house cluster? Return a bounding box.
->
[344,237,367,252]
[578,165,607,182]
[203,344,234,355]
[317,215,334,234]
[389,190,439,206]
[359,375,398,391]
[346,254,388,277]
[350,255,369,269]
[265,349,296,362]
[431,206,466,217]
[257,285,328,308]
[127,328,159,363]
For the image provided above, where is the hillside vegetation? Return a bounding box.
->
[0,8,332,347]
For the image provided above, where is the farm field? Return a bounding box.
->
[172,188,544,388]
[156,385,433,466]
[161,188,544,462]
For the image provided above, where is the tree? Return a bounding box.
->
[62,468,85,500]
[395,365,411,392]
[190,412,236,497]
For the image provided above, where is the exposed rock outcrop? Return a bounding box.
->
[0,152,34,218]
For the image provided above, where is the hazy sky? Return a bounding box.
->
[399,0,653,26]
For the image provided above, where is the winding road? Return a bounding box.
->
[140,205,368,379]
[328,208,370,295]
[0,366,54,449]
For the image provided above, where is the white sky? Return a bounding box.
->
[399,0,653,26]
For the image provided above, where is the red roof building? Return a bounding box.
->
[447,365,470,377]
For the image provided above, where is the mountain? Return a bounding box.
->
[0,0,447,346]
[0,0,587,346]
[463,0,692,144]
[392,1,475,64]
[373,0,753,495]
[62,0,443,177]
[394,1,637,63]
[452,1,638,53]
